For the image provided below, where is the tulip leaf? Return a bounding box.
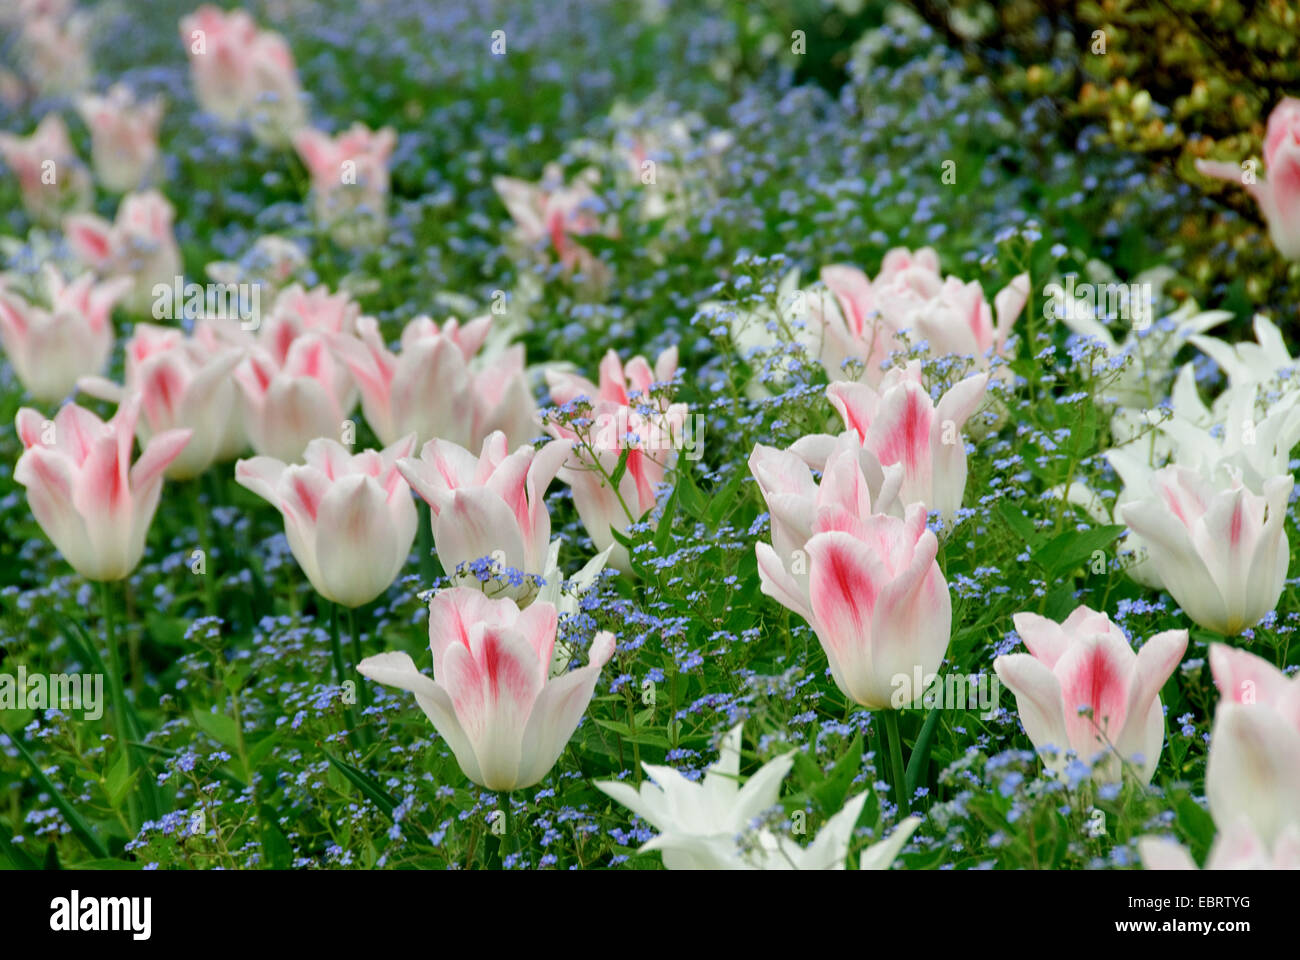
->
[0,821,38,869]
[104,751,141,811]
[8,731,109,860]
[904,706,942,800]
[1173,791,1217,856]
[323,750,397,820]
[813,734,862,814]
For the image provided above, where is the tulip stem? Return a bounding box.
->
[347,606,368,708]
[328,602,346,686]
[883,709,910,814]
[189,481,218,617]
[417,500,437,584]
[328,603,359,747]
[100,579,141,832]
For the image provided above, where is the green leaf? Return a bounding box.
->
[676,462,707,518]
[191,707,241,749]
[704,469,746,528]
[814,734,862,814]
[608,447,632,489]
[904,706,942,799]
[654,484,678,555]
[0,820,38,869]
[1030,524,1125,578]
[259,805,293,869]
[8,732,108,860]
[323,750,397,820]
[104,751,141,810]
[998,500,1040,545]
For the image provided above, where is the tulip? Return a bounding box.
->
[180,6,256,124]
[994,606,1187,783]
[1120,466,1292,635]
[397,431,570,599]
[493,162,613,279]
[1139,819,1300,871]
[75,84,164,193]
[235,435,417,608]
[13,397,191,581]
[180,5,304,145]
[759,502,949,710]
[1189,313,1294,394]
[17,12,91,98]
[205,234,306,295]
[0,267,130,403]
[546,347,686,571]
[78,322,244,479]
[233,334,356,462]
[826,360,988,525]
[293,123,396,247]
[243,28,307,148]
[64,190,183,316]
[750,431,903,620]
[1156,381,1300,494]
[263,282,359,360]
[358,588,615,791]
[595,723,921,869]
[1197,98,1300,260]
[1204,644,1300,849]
[807,247,1027,385]
[332,313,539,449]
[0,113,93,226]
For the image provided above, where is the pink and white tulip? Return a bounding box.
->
[13,398,191,581]
[397,432,570,598]
[358,588,615,791]
[0,114,92,226]
[235,435,418,607]
[0,267,130,403]
[179,6,258,125]
[262,283,360,356]
[17,11,91,98]
[64,190,183,316]
[76,84,164,193]
[1140,818,1300,870]
[332,313,539,449]
[180,5,305,145]
[493,163,613,279]
[809,247,1027,385]
[233,334,356,462]
[1120,466,1292,635]
[1204,644,1300,850]
[751,431,903,620]
[826,360,988,525]
[1197,98,1300,260]
[78,322,244,479]
[293,124,396,247]
[994,606,1187,782]
[760,502,950,710]
[546,347,686,571]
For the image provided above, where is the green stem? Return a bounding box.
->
[347,606,367,708]
[883,709,910,814]
[100,580,141,832]
[417,500,437,583]
[189,481,217,617]
[327,603,359,746]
